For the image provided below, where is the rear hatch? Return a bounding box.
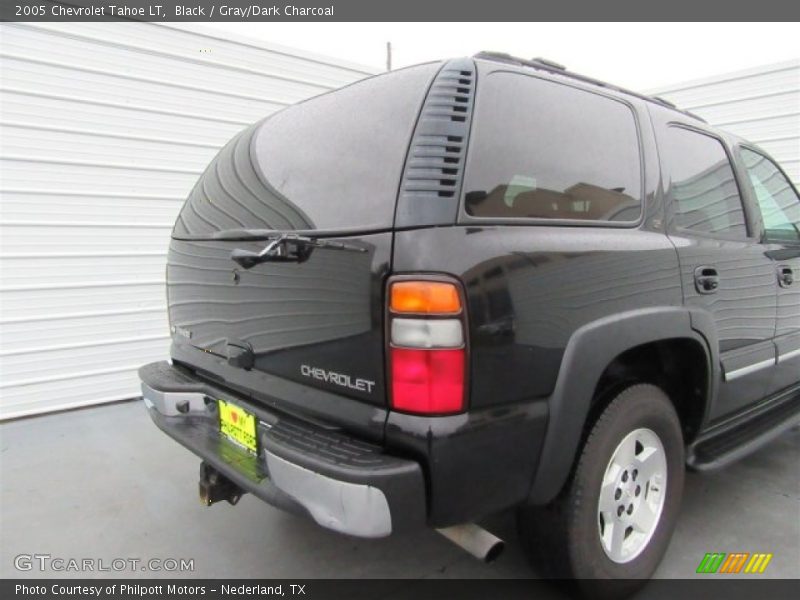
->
[166,63,440,418]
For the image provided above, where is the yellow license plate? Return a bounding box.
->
[218,400,257,454]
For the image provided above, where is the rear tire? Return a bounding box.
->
[518,384,684,594]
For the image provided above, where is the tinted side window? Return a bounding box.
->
[463,72,642,222]
[740,147,800,242]
[662,127,747,238]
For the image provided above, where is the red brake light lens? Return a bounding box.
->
[390,347,465,414]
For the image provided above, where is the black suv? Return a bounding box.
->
[140,53,800,586]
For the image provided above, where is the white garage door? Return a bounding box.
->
[0,22,378,419]
[650,59,800,186]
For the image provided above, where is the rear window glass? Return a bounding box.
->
[174,63,438,237]
[462,71,642,223]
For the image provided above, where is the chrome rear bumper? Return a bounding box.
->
[140,361,426,538]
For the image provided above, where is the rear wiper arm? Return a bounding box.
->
[230,234,366,269]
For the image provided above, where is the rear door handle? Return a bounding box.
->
[694,266,720,294]
[778,265,794,288]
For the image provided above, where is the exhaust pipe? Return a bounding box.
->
[436,523,505,563]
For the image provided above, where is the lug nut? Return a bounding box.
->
[615,489,621,500]
[632,469,638,481]
[617,506,624,517]
[627,504,634,515]
[622,471,628,482]
[635,485,641,496]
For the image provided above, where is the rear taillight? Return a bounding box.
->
[387,278,467,415]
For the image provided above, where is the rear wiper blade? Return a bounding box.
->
[230,234,366,269]
[204,226,392,241]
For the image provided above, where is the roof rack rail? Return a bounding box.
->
[651,95,676,108]
[530,57,566,71]
[473,51,707,124]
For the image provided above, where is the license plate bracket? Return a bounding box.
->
[218,400,258,454]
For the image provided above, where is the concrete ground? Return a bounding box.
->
[1,400,798,580]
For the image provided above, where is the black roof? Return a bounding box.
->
[473,51,706,123]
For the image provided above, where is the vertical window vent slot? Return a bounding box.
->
[397,58,476,226]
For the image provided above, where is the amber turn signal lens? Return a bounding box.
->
[390,281,462,314]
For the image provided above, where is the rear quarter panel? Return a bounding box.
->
[393,225,684,408]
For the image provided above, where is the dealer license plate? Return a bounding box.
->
[218,400,257,454]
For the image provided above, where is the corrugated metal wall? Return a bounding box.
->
[0,22,378,419]
[650,59,800,186]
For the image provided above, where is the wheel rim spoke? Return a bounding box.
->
[634,446,659,483]
[599,478,618,515]
[615,435,637,466]
[632,500,657,534]
[609,521,627,559]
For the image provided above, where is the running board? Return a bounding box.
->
[687,387,800,471]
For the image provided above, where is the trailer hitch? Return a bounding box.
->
[198,462,245,506]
